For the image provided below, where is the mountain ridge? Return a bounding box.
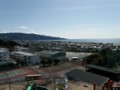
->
[0,32,66,40]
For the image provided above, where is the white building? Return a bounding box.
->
[14,46,29,52]
[0,48,10,61]
[66,52,92,62]
[11,51,39,65]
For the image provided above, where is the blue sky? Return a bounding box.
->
[0,0,120,39]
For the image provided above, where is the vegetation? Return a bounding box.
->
[0,61,18,71]
[84,53,104,65]
[0,39,20,51]
[40,59,60,67]
[84,48,120,68]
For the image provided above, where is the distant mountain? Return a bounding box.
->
[0,33,66,40]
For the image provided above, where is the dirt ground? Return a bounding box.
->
[0,62,88,90]
[68,82,94,90]
[0,67,40,90]
[0,85,24,90]
[40,62,80,74]
[0,67,38,84]
[47,81,96,90]
[0,83,93,90]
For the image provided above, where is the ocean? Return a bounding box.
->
[61,39,120,43]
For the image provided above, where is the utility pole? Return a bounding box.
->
[5,72,11,90]
[9,82,11,90]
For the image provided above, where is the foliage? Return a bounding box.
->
[84,53,104,65]
[0,39,20,51]
[53,59,60,65]
[85,47,120,68]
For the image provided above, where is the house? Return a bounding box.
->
[65,69,109,86]
[11,51,39,65]
[38,50,66,61]
[0,48,10,61]
[14,46,29,52]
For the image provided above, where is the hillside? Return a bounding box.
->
[0,33,65,40]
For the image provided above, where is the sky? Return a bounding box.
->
[0,0,120,39]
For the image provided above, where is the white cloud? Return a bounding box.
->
[19,26,29,29]
[18,25,36,34]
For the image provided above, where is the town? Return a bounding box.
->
[0,0,120,89]
[0,40,120,90]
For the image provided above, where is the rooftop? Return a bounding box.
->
[0,48,9,52]
[39,50,63,55]
[86,65,120,74]
[38,50,65,58]
[65,69,109,86]
[0,50,7,52]
[12,51,36,56]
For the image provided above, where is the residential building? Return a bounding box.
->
[0,48,10,61]
[14,46,29,52]
[11,51,39,65]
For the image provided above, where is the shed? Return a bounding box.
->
[65,69,109,86]
[86,64,120,81]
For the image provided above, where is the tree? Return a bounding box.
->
[47,59,53,66]
[53,59,60,65]
[84,53,104,65]
[40,59,46,67]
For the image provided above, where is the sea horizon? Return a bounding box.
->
[60,38,120,43]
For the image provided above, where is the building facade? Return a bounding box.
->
[11,51,39,65]
[0,48,10,61]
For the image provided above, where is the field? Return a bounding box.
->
[0,67,39,90]
[0,62,86,90]
[0,84,24,90]
[0,67,38,84]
